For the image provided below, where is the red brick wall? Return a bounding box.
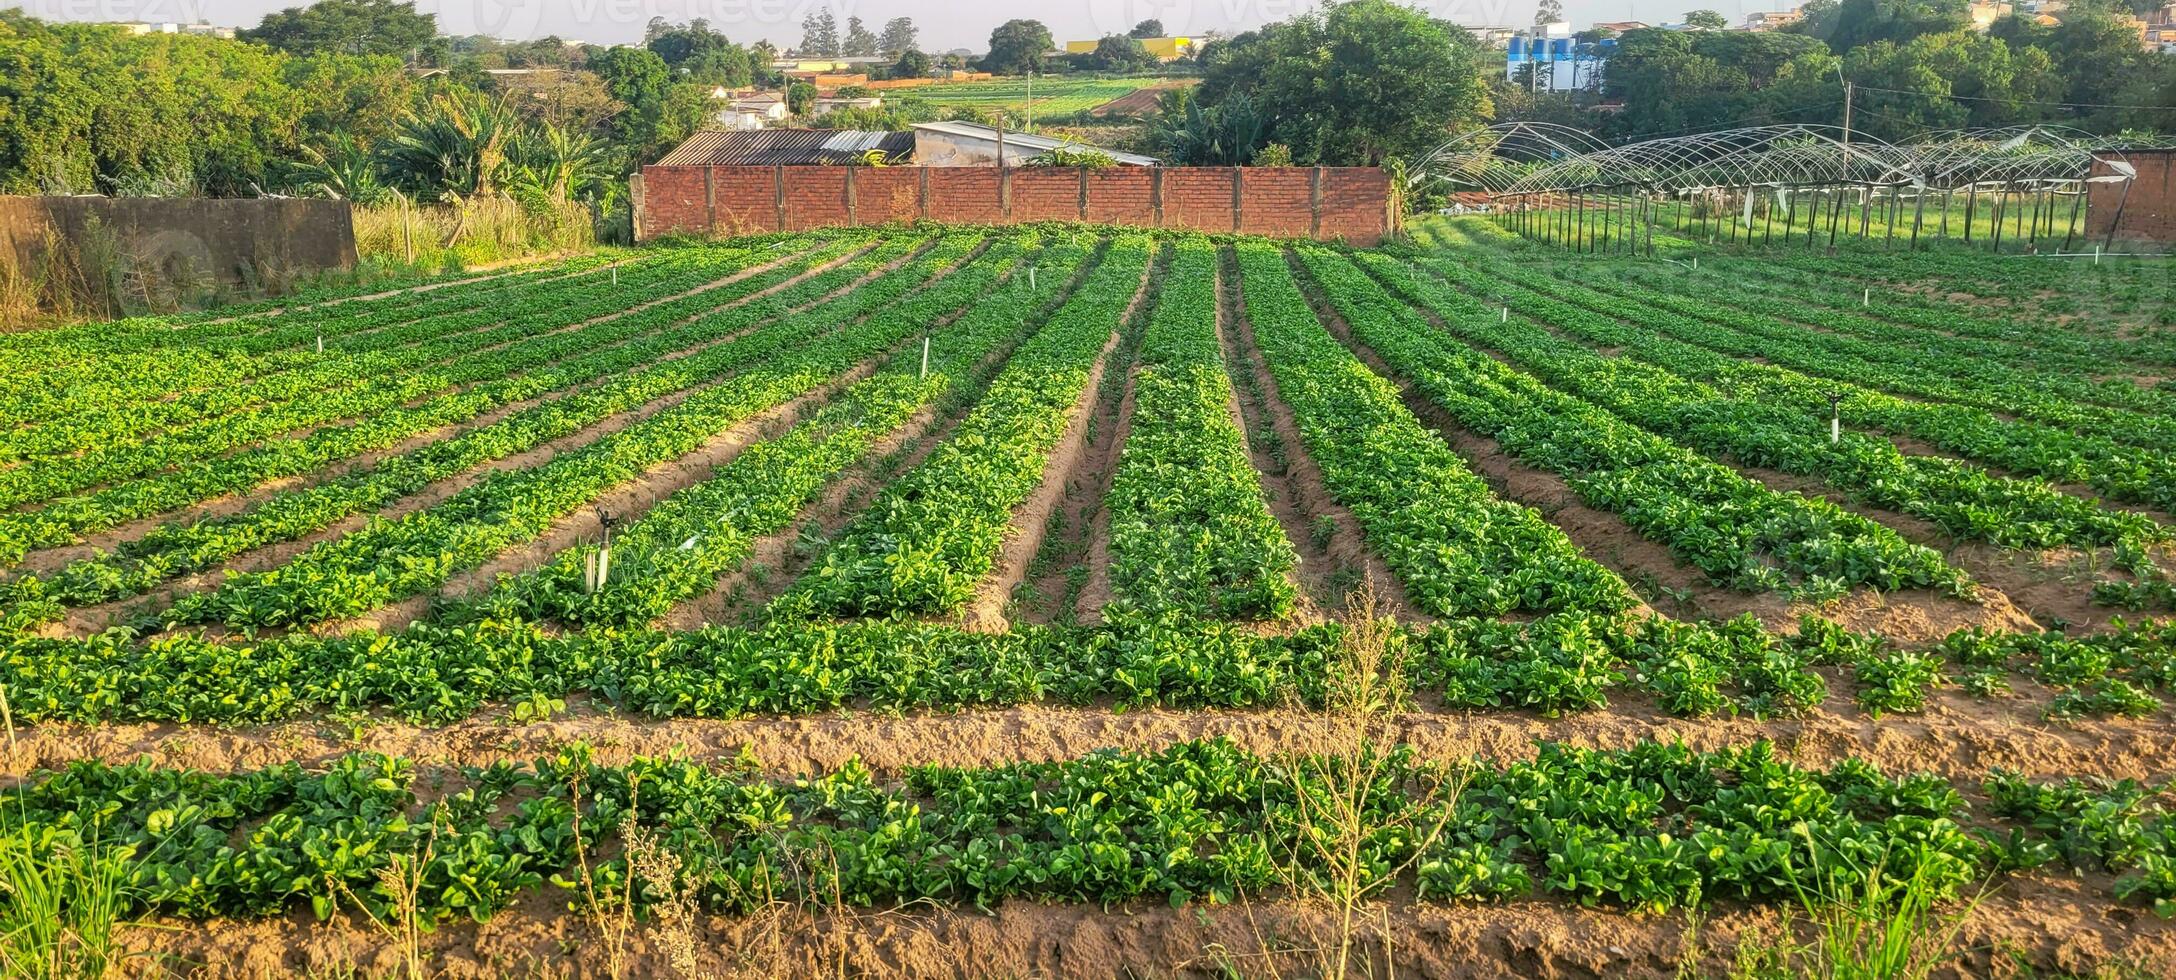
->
[927,169,1003,224]
[638,165,1392,244]
[1084,169,1155,226]
[1010,170,1085,222]
[2086,151,2176,246]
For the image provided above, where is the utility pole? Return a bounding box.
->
[1025,71,1033,132]
[1839,75,1854,171]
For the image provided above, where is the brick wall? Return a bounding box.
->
[637,165,1393,244]
[2086,151,2176,246]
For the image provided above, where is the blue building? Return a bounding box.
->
[1506,35,1615,92]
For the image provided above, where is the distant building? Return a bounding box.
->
[716,93,789,131]
[1967,2,2015,30]
[1506,34,1612,93]
[908,121,1159,166]
[1464,26,1522,48]
[1062,36,1196,61]
[814,97,885,115]
[1591,21,1649,33]
[109,21,235,38]
[654,130,916,166]
[1743,8,1805,30]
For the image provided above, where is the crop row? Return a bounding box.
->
[470,234,1087,628]
[160,235,988,630]
[0,241,860,505]
[1684,256,2176,370]
[0,235,913,569]
[17,736,2176,925]
[0,245,971,633]
[1231,242,1635,617]
[10,598,2176,724]
[0,251,663,428]
[772,235,1158,619]
[1552,264,2176,456]
[1379,249,2168,563]
[1294,246,1964,599]
[0,249,750,464]
[1458,243,2176,521]
[1103,238,1298,621]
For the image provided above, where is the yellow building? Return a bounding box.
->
[1064,36,1195,60]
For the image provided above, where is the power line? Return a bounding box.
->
[1845,81,2169,112]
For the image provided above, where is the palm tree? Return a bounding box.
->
[287,131,389,205]
[381,88,524,201]
[509,121,614,204]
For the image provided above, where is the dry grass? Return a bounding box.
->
[352,197,593,273]
[1225,579,1460,980]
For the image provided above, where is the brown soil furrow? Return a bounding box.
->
[1342,255,2041,641]
[16,688,2176,785]
[684,244,1112,628]
[95,880,2176,980]
[355,358,892,633]
[11,246,897,578]
[1221,248,1421,623]
[964,256,1159,632]
[1051,258,1165,625]
[1730,462,2124,635]
[1290,252,1676,624]
[58,340,795,636]
[5,243,876,527]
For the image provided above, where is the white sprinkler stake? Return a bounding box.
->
[1501,306,1509,323]
[920,336,931,379]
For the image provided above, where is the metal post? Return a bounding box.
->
[1964,184,1978,243]
[2062,185,2084,253]
[1910,186,1926,250]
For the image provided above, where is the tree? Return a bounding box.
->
[1130,19,1164,38]
[984,19,1053,74]
[892,48,933,79]
[1684,9,1729,29]
[1789,0,1969,53]
[799,10,840,57]
[1599,28,1836,137]
[844,17,880,57]
[241,0,436,59]
[1535,0,1564,28]
[1086,35,1157,72]
[879,17,919,56]
[786,80,817,115]
[590,46,687,161]
[1192,0,1493,166]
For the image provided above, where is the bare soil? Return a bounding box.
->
[1220,248,1423,623]
[965,257,1157,631]
[102,878,2176,979]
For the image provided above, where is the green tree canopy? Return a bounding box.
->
[984,19,1054,74]
[1130,19,1165,38]
[240,0,436,59]
[1193,0,1493,166]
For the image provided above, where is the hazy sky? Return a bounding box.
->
[13,0,1803,51]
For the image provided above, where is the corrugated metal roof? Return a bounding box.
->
[909,121,1162,166]
[655,129,915,166]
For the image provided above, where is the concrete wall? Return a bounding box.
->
[636,165,1395,245]
[0,196,357,285]
[2086,151,2176,246]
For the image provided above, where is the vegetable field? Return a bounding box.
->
[6,219,2176,977]
[900,76,1166,116]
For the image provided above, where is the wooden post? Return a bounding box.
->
[628,172,646,242]
[772,164,786,232]
[400,194,413,263]
[1231,166,1244,233]
[705,167,719,234]
[1310,167,1325,239]
[844,163,857,225]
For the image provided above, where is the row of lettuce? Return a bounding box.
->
[1413,220,2176,610]
[0,233,980,633]
[11,738,2173,924]
[5,612,2172,726]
